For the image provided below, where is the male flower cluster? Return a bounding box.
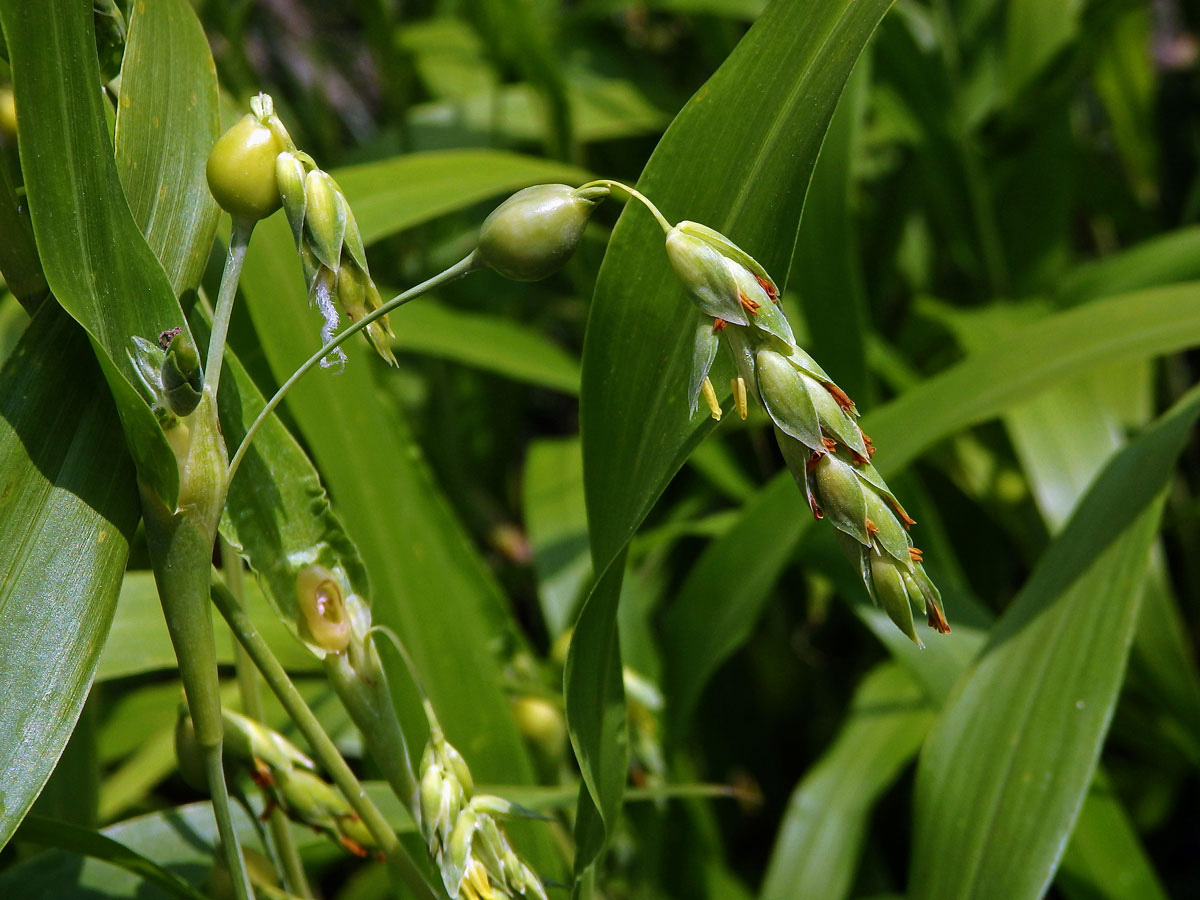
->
[416,720,548,900]
[666,221,950,645]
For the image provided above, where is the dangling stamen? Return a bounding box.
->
[731,376,749,419]
[701,377,722,421]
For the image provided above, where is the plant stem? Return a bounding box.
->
[222,540,312,899]
[324,646,418,802]
[209,580,440,900]
[141,390,251,900]
[226,251,482,485]
[205,219,254,403]
[578,179,673,234]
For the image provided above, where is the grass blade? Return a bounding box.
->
[0,307,138,848]
[13,816,209,900]
[114,0,220,297]
[0,0,195,506]
[908,383,1200,900]
[760,664,932,900]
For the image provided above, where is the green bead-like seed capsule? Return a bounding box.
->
[477,184,608,281]
[295,565,352,653]
[206,114,285,222]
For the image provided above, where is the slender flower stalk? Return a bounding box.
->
[204,220,254,406]
[577,178,672,234]
[139,390,249,900]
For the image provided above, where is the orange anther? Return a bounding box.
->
[890,499,916,528]
[823,381,856,412]
[713,317,728,332]
[755,275,779,301]
[865,517,879,535]
[927,603,951,634]
[738,291,761,314]
[339,836,371,858]
[821,436,838,452]
[909,546,924,562]
[805,449,825,474]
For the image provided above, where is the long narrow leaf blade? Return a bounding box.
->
[114,0,220,297]
[761,664,932,900]
[0,307,138,848]
[0,1,196,505]
[909,384,1200,900]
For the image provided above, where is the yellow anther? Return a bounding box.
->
[701,377,722,421]
[732,376,748,420]
[464,859,495,900]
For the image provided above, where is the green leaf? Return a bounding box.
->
[571,0,896,877]
[1057,772,1170,900]
[761,664,933,900]
[332,149,590,245]
[407,78,666,149]
[0,0,193,506]
[114,0,220,298]
[664,280,1200,735]
[908,383,1200,900]
[0,306,138,848]
[523,437,591,637]
[1053,226,1200,307]
[0,801,274,900]
[12,816,210,900]
[390,299,580,394]
[1004,0,1084,101]
[794,51,871,403]
[936,296,1200,760]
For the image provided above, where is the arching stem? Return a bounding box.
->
[578,178,674,234]
[227,251,482,485]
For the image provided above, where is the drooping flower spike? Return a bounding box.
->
[414,702,549,900]
[659,213,950,645]
[275,148,397,369]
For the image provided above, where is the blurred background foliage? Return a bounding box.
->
[1,0,1199,898]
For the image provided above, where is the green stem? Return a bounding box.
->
[209,581,440,900]
[324,645,418,802]
[141,387,250,900]
[226,251,482,485]
[205,219,254,403]
[204,750,253,900]
[222,541,312,899]
[578,179,673,234]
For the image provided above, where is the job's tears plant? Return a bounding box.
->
[189,90,955,897]
[7,64,957,895]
